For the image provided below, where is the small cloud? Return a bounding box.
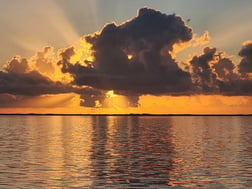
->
[238,40,252,75]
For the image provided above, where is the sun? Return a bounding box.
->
[127,54,133,60]
[104,90,129,110]
[106,90,118,98]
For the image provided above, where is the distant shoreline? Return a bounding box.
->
[0,113,251,116]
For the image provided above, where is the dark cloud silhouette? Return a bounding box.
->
[190,47,218,92]
[238,41,252,75]
[216,48,252,95]
[0,56,99,97]
[58,46,76,73]
[57,8,252,106]
[80,93,104,108]
[59,8,193,99]
[0,70,72,96]
[189,46,252,95]
[4,56,29,74]
[213,54,235,81]
[189,47,237,92]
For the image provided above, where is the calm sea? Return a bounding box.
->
[0,115,251,188]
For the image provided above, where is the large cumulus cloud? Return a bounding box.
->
[59,8,193,97]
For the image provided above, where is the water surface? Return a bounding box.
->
[0,116,251,188]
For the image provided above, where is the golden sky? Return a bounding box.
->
[1,94,251,114]
[0,2,252,114]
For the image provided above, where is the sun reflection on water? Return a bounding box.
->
[0,116,251,188]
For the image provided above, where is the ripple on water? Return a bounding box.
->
[0,115,251,188]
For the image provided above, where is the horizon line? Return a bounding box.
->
[0,113,251,116]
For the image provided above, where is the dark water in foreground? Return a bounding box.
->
[0,116,251,188]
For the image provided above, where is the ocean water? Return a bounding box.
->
[0,115,251,188]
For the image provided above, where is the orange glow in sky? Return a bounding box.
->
[0,3,252,114]
[1,94,251,114]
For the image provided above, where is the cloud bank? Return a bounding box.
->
[0,56,72,96]
[1,7,252,108]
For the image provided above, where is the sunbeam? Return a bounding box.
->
[0,0,80,64]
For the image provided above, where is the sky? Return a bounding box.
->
[0,0,252,114]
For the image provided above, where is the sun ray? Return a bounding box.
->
[3,0,80,57]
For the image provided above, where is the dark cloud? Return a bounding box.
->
[217,43,252,95]
[189,47,237,92]
[58,8,252,107]
[58,46,76,73]
[190,47,218,92]
[80,93,104,108]
[126,95,140,107]
[213,54,235,81]
[4,56,29,74]
[0,56,99,97]
[238,41,252,74]
[0,93,18,107]
[59,8,193,98]
[189,46,252,95]
[0,70,72,96]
